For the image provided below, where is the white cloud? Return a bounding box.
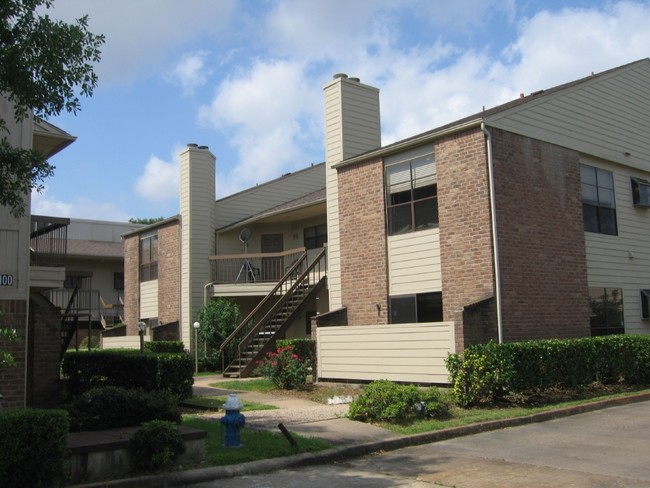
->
[134,148,181,202]
[31,188,131,221]
[169,51,211,95]
[199,60,321,194]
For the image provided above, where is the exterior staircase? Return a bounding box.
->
[221,247,327,378]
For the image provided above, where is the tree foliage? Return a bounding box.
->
[128,217,165,225]
[0,326,18,368]
[0,0,105,216]
[197,298,242,350]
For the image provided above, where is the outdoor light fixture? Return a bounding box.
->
[193,321,201,374]
[137,321,146,353]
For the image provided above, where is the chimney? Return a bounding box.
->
[323,74,381,309]
[179,144,216,348]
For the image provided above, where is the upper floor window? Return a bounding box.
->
[140,234,158,282]
[386,153,437,235]
[631,177,650,207]
[580,165,617,235]
[304,224,327,250]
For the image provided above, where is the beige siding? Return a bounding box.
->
[140,280,158,318]
[215,164,325,229]
[102,335,151,350]
[582,156,650,335]
[486,61,650,175]
[317,322,454,384]
[388,229,441,295]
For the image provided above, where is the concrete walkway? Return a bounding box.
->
[72,376,650,487]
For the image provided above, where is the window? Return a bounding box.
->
[588,287,624,336]
[113,272,124,290]
[641,290,650,320]
[140,234,158,282]
[389,292,443,324]
[581,165,617,235]
[386,153,437,235]
[631,177,650,207]
[304,224,327,250]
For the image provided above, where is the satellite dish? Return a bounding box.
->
[239,227,252,244]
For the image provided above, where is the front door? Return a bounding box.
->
[261,234,283,281]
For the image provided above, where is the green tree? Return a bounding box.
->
[196,298,242,371]
[0,0,105,216]
[128,217,165,225]
[0,326,18,368]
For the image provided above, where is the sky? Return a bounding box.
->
[31,0,650,221]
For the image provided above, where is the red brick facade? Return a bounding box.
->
[491,129,590,340]
[437,129,496,350]
[0,299,27,408]
[338,158,389,325]
[123,220,181,337]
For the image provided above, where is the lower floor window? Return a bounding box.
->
[390,292,443,324]
[588,287,624,336]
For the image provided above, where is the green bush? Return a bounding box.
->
[255,345,310,390]
[66,386,181,431]
[0,409,69,487]
[198,350,221,372]
[348,380,450,424]
[145,341,185,353]
[276,338,316,372]
[446,335,650,407]
[130,420,185,471]
[62,350,194,400]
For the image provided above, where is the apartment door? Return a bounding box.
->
[261,234,283,281]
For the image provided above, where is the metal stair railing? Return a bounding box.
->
[221,247,327,377]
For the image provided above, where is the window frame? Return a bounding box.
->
[385,152,438,236]
[631,177,650,208]
[641,289,650,320]
[303,224,327,250]
[389,292,443,324]
[588,287,624,336]
[580,164,617,235]
[140,234,158,282]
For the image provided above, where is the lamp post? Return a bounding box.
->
[193,321,201,374]
[137,321,146,354]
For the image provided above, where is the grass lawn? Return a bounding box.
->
[181,395,277,411]
[182,416,331,466]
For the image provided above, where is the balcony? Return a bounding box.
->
[30,215,69,290]
[209,247,325,297]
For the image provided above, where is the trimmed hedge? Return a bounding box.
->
[446,335,650,406]
[66,386,181,431]
[62,350,194,400]
[145,341,185,353]
[0,409,69,487]
[130,420,185,471]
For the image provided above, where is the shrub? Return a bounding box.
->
[348,380,450,424]
[0,408,69,487]
[198,350,221,372]
[276,338,316,372]
[130,420,185,471]
[62,350,194,400]
[66,386,181,431]
[255,345,310,390]
[145,341,185,353]
[446,335,650,407]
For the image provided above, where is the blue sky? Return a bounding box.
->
[33,0,650,221]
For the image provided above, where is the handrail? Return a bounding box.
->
[209,246,306,261]
[220,247,327,375]
[220,251,308,355]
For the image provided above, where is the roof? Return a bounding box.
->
[33,117,76,158]
[67,240,124,259]
[336,58,650,168]
[121,215,180,239]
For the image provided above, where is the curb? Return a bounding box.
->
[72,391,650,487]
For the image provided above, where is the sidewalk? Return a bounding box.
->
[73,376,650,488]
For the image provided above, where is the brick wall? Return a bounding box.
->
[338,158,389,325]
[0,299,27,408]
[158,222,180,332]
[437,128,496,351]
[491,129,590,340]
[123,234,140,335]
[28,293,64,407]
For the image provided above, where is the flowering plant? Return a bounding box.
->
[255,345,309,390]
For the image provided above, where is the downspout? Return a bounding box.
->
[481,123,504,344]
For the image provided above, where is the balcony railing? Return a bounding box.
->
[30,215,69,267]
[210,247,310,284]
[44,288,123,325]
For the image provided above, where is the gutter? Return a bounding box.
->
[481,123,503,344]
